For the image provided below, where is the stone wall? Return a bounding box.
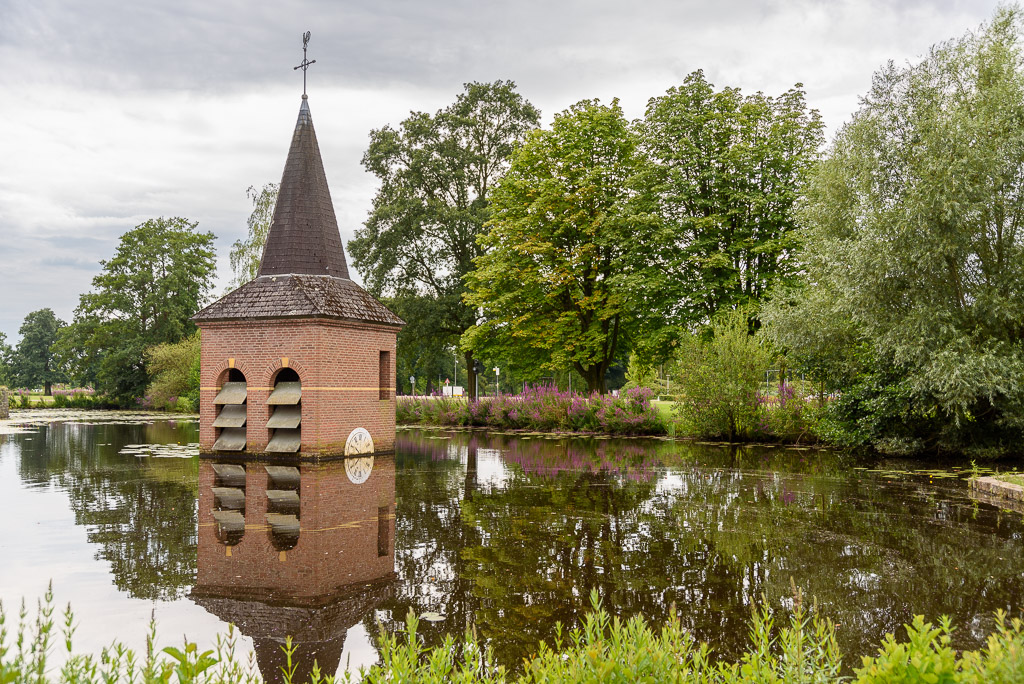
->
[0,388,8,420]
[970,476,1024,513]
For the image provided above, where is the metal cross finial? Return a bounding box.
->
[293,31,316,96]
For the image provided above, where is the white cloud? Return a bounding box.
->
[0,0,1004,340]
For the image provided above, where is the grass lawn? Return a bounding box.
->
[992,472,1024,487]
[652,399,675,422]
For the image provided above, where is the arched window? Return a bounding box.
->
[266,368,301,454]
[213,368,247,452]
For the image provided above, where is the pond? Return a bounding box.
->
[2,410,1024,681]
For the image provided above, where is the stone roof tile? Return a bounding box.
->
[192,275,404,326]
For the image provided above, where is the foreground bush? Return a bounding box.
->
[7,588,1024,682]
[397,385,666,435]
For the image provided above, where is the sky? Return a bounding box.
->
[0,0,1005,343]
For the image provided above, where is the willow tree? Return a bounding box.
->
[764,7,1024,456]
[464,100,642,394]
[228,183,278,288]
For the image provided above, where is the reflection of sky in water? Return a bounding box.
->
[0,427,229,668]
[4,418,1024,677]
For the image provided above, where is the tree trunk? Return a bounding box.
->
[464,437,478,499]
[44,381,52,397]
[464,350,477,401]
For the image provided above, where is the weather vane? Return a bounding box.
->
[294,31,316,96]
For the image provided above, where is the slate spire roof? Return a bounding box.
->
[259,95,349,278]
[193,97,403,327]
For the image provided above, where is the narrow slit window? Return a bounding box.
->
[379,351,390,400]
[377,505,390,557]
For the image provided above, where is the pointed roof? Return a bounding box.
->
[193,97,403,328]
[259,95,349,278]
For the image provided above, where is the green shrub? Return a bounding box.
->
[6,585,1024,682]
[754,382,821,444]
[674,311,772,441]
[67,393,91,409]
[146,332,200,413]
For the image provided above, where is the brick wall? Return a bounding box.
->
[196,318,398,456]
[195,457,396,601]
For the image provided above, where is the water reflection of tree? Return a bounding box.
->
[371,433,484,652]
[15,421,199,600]
[388,431,1024,668]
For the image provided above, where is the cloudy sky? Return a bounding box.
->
[0,0,1003,343]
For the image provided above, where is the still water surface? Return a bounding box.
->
[2,411,1024,680]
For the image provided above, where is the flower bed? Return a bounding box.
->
[397,385,666,435]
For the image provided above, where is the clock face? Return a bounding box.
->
[344,429,375,484]
[345,427,374,456]
[345,456,374,484]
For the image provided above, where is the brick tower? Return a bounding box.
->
[193,94,403,459]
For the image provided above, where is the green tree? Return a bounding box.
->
[55,218,216,405]
[622,352,658,392]
[349,81,540,399]
[633,72,823,354]
[464,100,641,394]
[228,183,278,288]
[11,308,66,394]
[764,7,1024,456]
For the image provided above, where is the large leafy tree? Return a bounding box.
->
[10,308,66,394]
[764,7,1024,456]
[228,183,278,288]
[55,218,216,405]
[464,100,642,394]
[349,81,540,399]
[633,72,823,354]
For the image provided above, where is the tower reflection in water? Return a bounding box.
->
[191,455,396,682]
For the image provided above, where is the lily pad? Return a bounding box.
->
[419,611,446,623]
